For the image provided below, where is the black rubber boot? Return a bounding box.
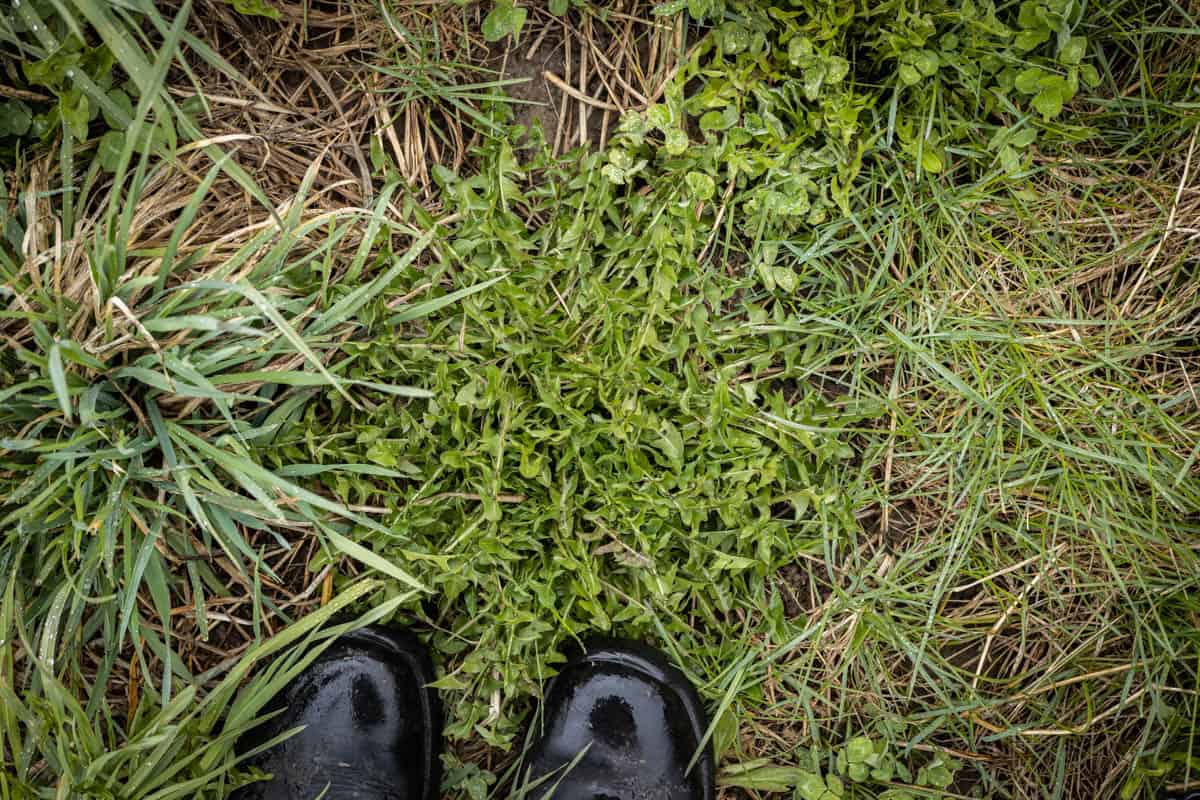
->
[231,625,442,800]
[520,638,715,800]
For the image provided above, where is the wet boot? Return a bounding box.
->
[231,625,441,800]
[521,638,715,800]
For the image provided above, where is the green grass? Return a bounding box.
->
[2,0,1199,798]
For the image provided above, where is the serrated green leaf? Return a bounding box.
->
[1032,87,1063,118]
[61,93,89,141]
[0,100,33,137]
[772,266,798,292]
[601,163,626,184]
[96,130,126,172]
[797,772,832,800]
[898,64,921,86]
[482,1,527,42]
[1018,0,1041,28]
[1015,28,1050,50]
[685,171,716,200]
[719,21,751,54]
[664,128,689,155]
[646,104,671,131]
[1015,67,1044,94]
[102,88,134,130]
[998,143,1017,172]
[788,36,813,65]
[1010,128,1038,148]
[826,55,849,83]
[871,761,896,782]
[699,108,735,132]
[845,736,875,764]
[1060,35,1087,65]
[912,49,939,77]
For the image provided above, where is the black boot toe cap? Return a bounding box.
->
[232,625,441,800]
[522,638,714,800]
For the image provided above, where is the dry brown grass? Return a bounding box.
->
[476,2,685,153]
[168,0,684,205]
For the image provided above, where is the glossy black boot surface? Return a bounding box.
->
[521,637,715,800]
[232,625,441,800]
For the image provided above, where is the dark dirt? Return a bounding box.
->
[484,14,615,153]
[490,35,567,149]
[775,560,835,619]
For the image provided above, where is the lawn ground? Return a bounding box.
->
[1,1,1199,798]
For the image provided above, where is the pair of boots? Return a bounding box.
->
[232,626,715,800]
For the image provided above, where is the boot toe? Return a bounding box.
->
[523,638,714,800]
[232,625,441,800]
